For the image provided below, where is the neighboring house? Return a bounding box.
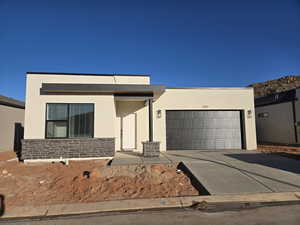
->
[0,95,25,152]
[255,88,300,144]
[22,72,257,161]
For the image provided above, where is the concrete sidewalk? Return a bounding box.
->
[2,192,300,219]
[112,152,172,165]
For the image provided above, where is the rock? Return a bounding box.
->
[191,201,208,210]
[82,171,91,178]
[248,75,300,98]
[132,165,147,174]
[2,170,8,174]
[150,164,166,173]
[176,169,182,173]
[90,168,101,178]
[39,180,46,184]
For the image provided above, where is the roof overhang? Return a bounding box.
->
[0,95,25,109]
[40,83,165,100]
[255,88,297,107]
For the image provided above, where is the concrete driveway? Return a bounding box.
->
[162,150,300,195]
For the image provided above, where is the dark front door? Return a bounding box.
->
[166,110,243,150]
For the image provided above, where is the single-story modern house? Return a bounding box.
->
[255,88,300,144]
[21,72,257,161]
[0,95,25,152]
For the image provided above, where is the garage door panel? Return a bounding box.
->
[166,110,242,150]
[215,139,225,149]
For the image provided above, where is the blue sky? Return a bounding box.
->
[1,0,300,101]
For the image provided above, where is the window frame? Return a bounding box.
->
[257,112,269,118]
[45,103,94,139]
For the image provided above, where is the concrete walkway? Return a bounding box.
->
[112,152,172,165]
[112,150,300,195]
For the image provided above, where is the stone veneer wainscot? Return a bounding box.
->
[21,138,115,160]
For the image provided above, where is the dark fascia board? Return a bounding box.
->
[27,72,150,77]
[114,93,153,97]
[0,95,25,109]
[255,88,297,107]
[114,95,154,101]
[40,83,165,95]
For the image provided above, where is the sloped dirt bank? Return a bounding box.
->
[257,144,300,160]
[0,152,199,210]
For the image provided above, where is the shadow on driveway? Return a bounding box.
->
[0,195,5,217]
[224,153,300,174]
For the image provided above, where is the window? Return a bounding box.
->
[46,103,94,138]
[258,112,269,118]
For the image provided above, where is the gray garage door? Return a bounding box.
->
[166,110,243,150]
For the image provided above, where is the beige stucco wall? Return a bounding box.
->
[24,73,148,139]
[25,73,257,152]
[26,73,150,85]
[152,88,257,151]
[114,76,150,84]
[117,88,257,152]
[115,101,148,151]
[0,105,24,151]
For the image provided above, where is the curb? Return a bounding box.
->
[1,192,300,220]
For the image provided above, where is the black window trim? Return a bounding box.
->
[257,112,269,118]
[45,103,94,139]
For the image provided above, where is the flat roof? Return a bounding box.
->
[0,95,25,109]
[166,87,253,90]
[255,88,297,107]
[27,72,150,77]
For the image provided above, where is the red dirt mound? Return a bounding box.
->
[0,158,198,210]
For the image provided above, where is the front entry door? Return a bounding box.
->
[122,113,136,150]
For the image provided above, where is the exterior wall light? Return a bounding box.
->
[157,110,162,118]
[247,109,252,118]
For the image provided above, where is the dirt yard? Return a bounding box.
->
[0,151,199,210]
[257,144,300,159]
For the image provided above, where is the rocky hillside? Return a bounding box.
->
[248,75,300,98]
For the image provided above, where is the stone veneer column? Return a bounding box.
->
[142,141,160,157]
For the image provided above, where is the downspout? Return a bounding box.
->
[292,100,298,143]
